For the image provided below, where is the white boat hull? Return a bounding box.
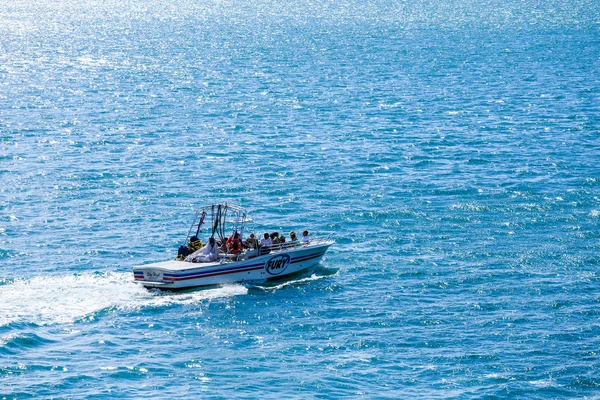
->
[133,241,333,290]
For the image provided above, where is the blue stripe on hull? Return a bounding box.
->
[163,262,265,279]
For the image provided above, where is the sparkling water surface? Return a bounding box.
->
[1,0,600,398]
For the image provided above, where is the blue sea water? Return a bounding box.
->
[1,0,600,397]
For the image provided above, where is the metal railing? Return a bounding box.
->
[216,233,334,263]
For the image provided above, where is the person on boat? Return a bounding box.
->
[227,232,243,255]
[186,237,219,263]
[244,233,257,249]
[226,232,237,247]
[219,240,228,254]
[279,235,287,249]
[261,233,272,247]
[270,232,280,244]
[302,230,311,244]
[288,231,299,247]
[259,232,272,255]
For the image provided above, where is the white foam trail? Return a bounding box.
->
[254,273,329,291]
[0,272,247,327]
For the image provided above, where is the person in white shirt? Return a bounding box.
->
[301,230,311,244]
[260,232,272,255]
[260,232,272,247]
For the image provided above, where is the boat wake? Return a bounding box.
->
[252,268,338,291]
[0,271,247,327]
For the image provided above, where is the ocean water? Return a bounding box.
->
[1,0,600,397]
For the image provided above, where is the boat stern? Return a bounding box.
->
[132,260,182,289]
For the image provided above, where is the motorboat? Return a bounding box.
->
[133,203,334,290]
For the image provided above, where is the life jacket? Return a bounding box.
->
[188,238,203,252]
[228,238,242,255]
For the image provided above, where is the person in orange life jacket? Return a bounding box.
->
[227,232,242,255]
